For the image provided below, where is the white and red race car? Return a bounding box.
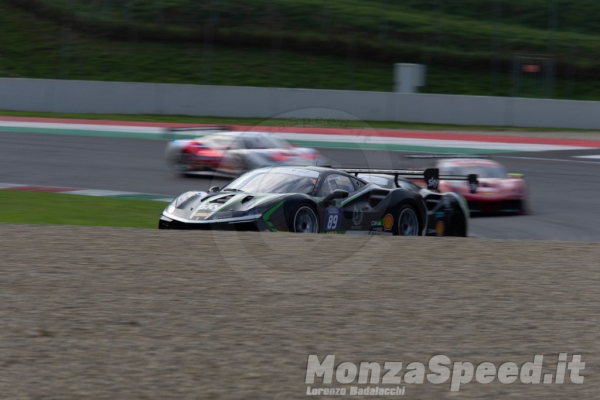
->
[165,127,320,177]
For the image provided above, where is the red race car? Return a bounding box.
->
[434,158,529,214]
[404,156,528,214]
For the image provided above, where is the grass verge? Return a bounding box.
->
[0,190,167,229]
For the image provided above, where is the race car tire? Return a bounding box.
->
[449,208,467,237]
[169,152,190,175]
[519,198,531,215]
[393,204,421,236]
[290,204,319,234]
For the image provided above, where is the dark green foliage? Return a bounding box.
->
[10,0,600,64]
[2,0,600,98]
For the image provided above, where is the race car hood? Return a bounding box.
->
[167,192,286,222]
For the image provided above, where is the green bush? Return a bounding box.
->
[3,0,600,98]
[10,0,600,69]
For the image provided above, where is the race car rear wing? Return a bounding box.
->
[163,126,230,139]
[341,168,479,193]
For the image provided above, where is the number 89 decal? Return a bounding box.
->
[324,207,342,231]
[326,214,339,230]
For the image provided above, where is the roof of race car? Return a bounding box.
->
[204,130,278,137]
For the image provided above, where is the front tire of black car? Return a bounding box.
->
[290,204,319,234]
[393,204,421,236]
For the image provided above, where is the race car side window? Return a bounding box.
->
[207,134,237,149]
[351,177,365,190]
[242,133,286,150]
[319,174,355,197]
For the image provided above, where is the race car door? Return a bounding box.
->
[319,173,381,233]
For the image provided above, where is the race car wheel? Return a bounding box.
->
[449,208,467,237]
[170,152,189,175]
[519,199,530,215]
[395,205,420,236]
[292,205,319,234]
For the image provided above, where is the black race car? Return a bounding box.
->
[159,166,477,237]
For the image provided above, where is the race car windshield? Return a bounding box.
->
[224,172,316,194]
[441,165,508,178]
[242,134,290,149]
[203,133,237,149]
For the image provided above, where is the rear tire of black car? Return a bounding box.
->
[449,208,467,237]
[393,204,421,236]
[290,204,319,234]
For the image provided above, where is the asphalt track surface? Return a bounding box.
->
[2,131,600,241]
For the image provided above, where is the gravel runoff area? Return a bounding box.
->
[1,224,598,399]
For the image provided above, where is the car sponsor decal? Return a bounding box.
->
[193,211,211,219]
[427,176,439,190]
[369,231,393,236]
[371,219,383,227]
[174,191,199,207]
[383,214,394,231]
[197,202,221,211]
[436,220,445,236]
[352,205,363,226]
[324,207,342,231]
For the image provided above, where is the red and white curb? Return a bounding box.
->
[2,116,600,153]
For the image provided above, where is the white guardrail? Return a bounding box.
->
[1,78,600,129]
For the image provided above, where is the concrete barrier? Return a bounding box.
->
[2,78,600,129]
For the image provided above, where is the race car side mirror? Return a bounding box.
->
[323,189,348,203]
[209,186,220,193]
